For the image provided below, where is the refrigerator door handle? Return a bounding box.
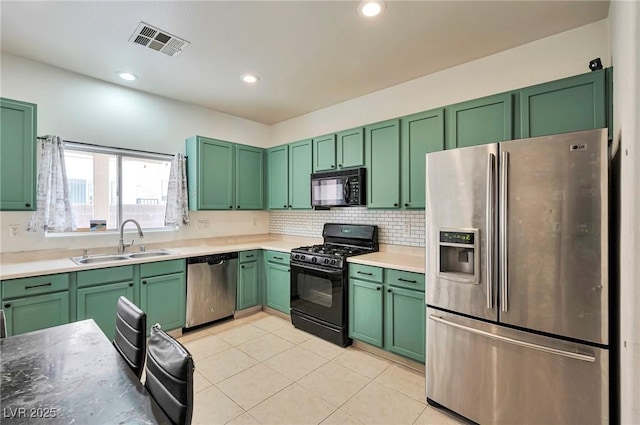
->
[500,151,509,312]
[429,315,596,363]
[486,153,495,309]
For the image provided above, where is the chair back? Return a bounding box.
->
[145,324,194,425]
[0,310,6,338]
[113,296,146,378]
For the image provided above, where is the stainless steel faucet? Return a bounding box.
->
[118,219,144,254]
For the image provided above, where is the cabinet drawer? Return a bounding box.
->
[386,269,425,291]
[2,273,69,299]
[266,251,290,265]
[77,266,134,288]
[239,250,259,263]
[140,259,185,278]
[349,264,383,283]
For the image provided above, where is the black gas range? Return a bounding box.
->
[290,223,378,346]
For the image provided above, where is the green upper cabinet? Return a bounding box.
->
[519,69,606,138]
[0,98,37,211]
[267,145,289,209]
[186,136,264,210]
[400,109,444,209]
[312,134,336,172]
[289,139,313,209]
[446,93,513,149]
[313,128,364,172]
[235,144,264,210]
[365,119,401,208]
[186,136,234,210]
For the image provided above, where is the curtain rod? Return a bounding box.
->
[37,136,175,159]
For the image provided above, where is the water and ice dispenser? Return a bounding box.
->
[437,229,480,284]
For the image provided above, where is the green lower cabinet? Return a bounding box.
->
[266,263,290,314]
[348,278,384,347]
[238,261,259,310]
[384,286,425,362]
[140,272,186,333]
[3,292,69,336]
[77,281,135,340]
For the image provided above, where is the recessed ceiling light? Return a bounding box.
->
[117,71,138,81]
[241,74,260,84]
[358,0,386,17]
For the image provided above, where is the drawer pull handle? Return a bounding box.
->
[25,282,52,290]
[246,254,254,258]
[398,278,417,284]
[4,303,11,308]
[273,256,283,260]
[357,271,373,276]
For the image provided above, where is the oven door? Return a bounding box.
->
[290,262,345,327]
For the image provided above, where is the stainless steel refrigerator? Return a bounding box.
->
[425,129,610,424]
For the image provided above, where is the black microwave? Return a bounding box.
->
[311,168,366,207]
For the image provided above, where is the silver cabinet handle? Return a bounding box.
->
[429,315,595,363]
[486,153,495,310]
[500,151,509,313]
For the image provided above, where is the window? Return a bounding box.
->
[64,145,172,231]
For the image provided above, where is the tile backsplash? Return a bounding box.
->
[270,208,425,247]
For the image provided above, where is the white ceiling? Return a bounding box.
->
[0,1,609,125]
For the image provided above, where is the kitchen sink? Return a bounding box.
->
[71,249,175,265]
[127,250,173,259]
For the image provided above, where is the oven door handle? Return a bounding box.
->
[292,264,344,276]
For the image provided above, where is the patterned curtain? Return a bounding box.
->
[164,153,190,227]
[27,135,76,232]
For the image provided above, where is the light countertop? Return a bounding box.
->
[0,234,426,280]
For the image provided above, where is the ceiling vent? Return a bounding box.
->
[129,22,190,57]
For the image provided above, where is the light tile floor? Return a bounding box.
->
[178,311,465,425]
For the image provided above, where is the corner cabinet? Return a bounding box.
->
[519,69,606,138]
[400,109,445,209]
[349,264,425,363]
[139,259,186,334]
[365,119,401,208]
[0,97,37,211]
[186,136,264,210]
[446,93,513,149]
[267,140,313,210]
[1,273,70,337]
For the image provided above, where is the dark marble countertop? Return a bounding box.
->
[1,320,171,424]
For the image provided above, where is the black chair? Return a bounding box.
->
[0,310,6,339]
[113,296,147,378]
[145,324,194,425]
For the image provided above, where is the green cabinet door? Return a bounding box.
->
[0,98,37,211]
[401,109,444,209]
[365,119,401,208]
[384,286,425,362]
[238,262,259,310]
[77,280,135,340]
[186,136,234,210]
[336,127,364,170]
[3,292,69,336]
[348,278,384,347]
[266,263,290,314]
[446,93,513,149]
[235,144,264,209]
[267,145,289,209]
[520,69,606,138]
[312,134,336,172]
[140,272,186,332]
[289,139,313,209]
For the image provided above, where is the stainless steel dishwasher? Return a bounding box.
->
[185,252,238,329]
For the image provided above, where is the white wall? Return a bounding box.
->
[269,19,610,146]
[609,1,640,423]
[0,53,271,253]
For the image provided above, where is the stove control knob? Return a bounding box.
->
[324,258,329,264]
[294,254,300,260]
[301,255,305,260]
[331,259,336,265]
[311,257,317,263]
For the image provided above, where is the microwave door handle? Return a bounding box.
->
[343,179,350,203]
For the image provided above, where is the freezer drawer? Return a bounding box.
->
[426,308,609,425]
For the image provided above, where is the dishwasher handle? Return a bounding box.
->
[187,252,238,265]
